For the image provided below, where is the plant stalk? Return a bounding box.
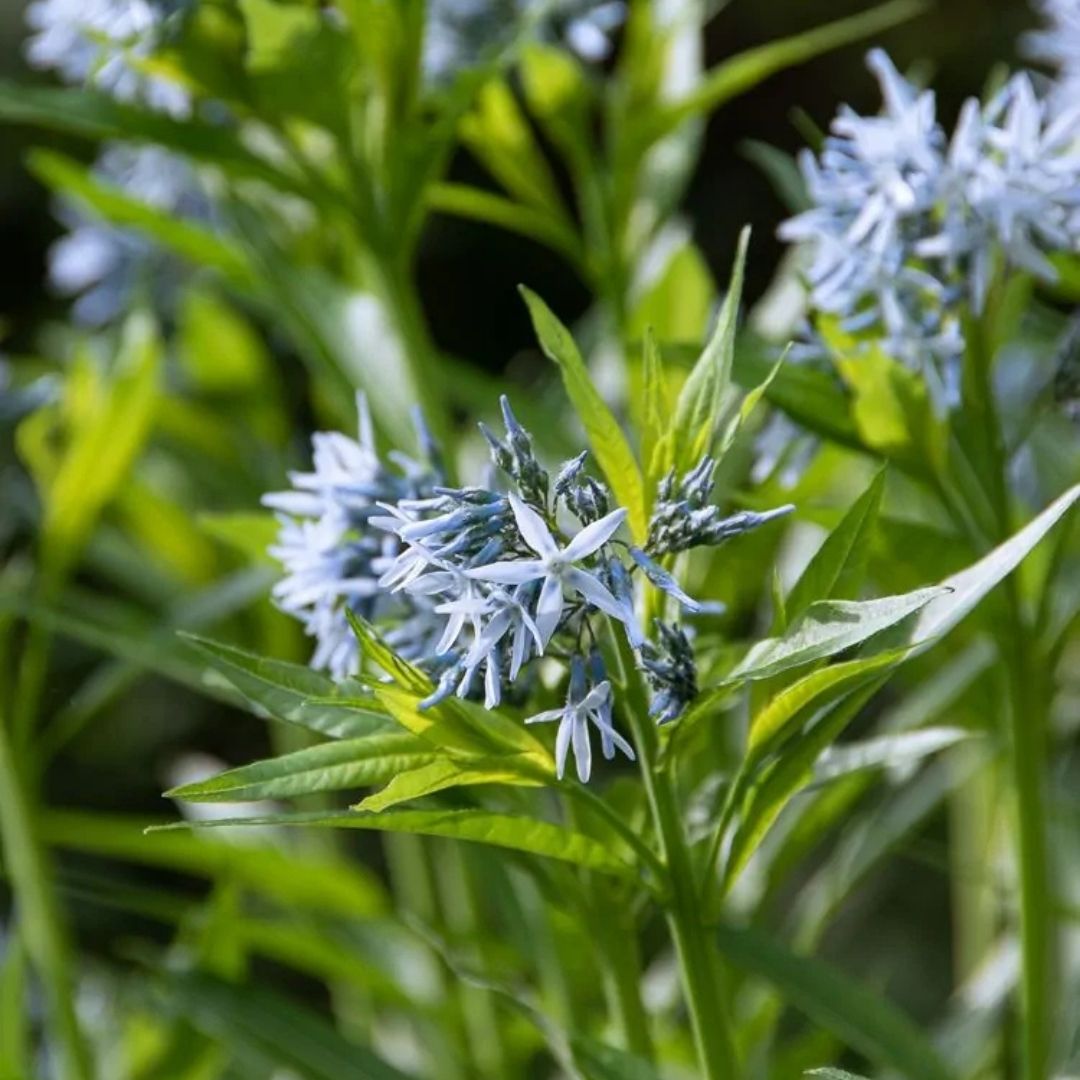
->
[617,639,737,1079]
[0,712,91,1080]
[959,309,1052,1080]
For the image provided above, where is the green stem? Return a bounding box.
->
[617,641,737,1078]
[961,312,1052,1080]
[0,713,91,1080]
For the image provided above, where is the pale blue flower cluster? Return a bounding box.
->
[1026,0,1080,114]
[264,396,444,680]
[423,0,625,84]
[23,0,209,323]
[780,49,1080,405]
[24,0,190,116]
[267,395,792,781]
[48,145,212,325]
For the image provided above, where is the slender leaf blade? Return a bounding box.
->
[151,808,637,877]
[520,287,648,541]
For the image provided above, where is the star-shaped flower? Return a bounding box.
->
[525,658,635,782]
[465,494,631,646]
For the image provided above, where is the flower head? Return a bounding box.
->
[465,493,634,646]
[264,395,441,679]
[779,49,1080,406]
[24,0,190,115]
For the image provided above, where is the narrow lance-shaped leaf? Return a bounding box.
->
[354,756,543,813]
[150,808,638,878]
[166,734,438,803]
[673,226,749,471]
[520,287,648,540]
[716,486,1080,891]
[728,587,943,685]
[786,469,886,622]
[160,971,414,1080]
[181,633,389,740]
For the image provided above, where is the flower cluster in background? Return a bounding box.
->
[267,395,791,781]
[1026,0,1080,113]
[23,0,207,324]
[780,47,1080,406]
[423,0,626,84]
[24,0,191,115]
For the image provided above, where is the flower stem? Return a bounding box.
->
[0,711,91,1080]
[617,639,737,1078]
[960,309,1052,1080]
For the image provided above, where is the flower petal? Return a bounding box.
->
[565,568,643,645]
[572,714,592,782]
[535,574,564,646]
[562,506,628,562]
[554,716,573,780]
[508,493,558,558]
[592,717,635,762]
[465,559,545,585]
[525,708,566,725]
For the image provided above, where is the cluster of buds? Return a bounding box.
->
[647,457,794,557]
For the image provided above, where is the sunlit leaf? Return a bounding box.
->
[354,756,542,812]
[728,588,942,684]
[520,286,648,540]
[152,808,637,877]
[167,734,436,802]
[183,633,390,739]
[673,227,749,471]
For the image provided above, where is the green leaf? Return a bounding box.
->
[734,336,860,449]
[427,182,583,265]
[805,1070,872,1080]
[650,0,928,140]
[460,79,568,216]
[672,227,749,471]
[520,287,648,541]
[746,652,902,761]
[715,489,1080,889]
[0,930,30,1080]
[640,327,671,494]
[20,313,162,574]
[713,922,953,1080]
[786,470,886,622]
[896,482,1080,652]
[628,245,716,346]
[728,588,943,684]
[812,727,971,785]
[198,511,279,564]
[40,809,387,918]
[152,808,637,877]
[833,342,947,476]
[354,756,542,812]
[28,150,255,287]
[159,972,413,1080]
[0,81,304,195]
[166,734,437,802]
[182,633,390,739]
[344,609,430,695]
[570,1035,665,1080]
